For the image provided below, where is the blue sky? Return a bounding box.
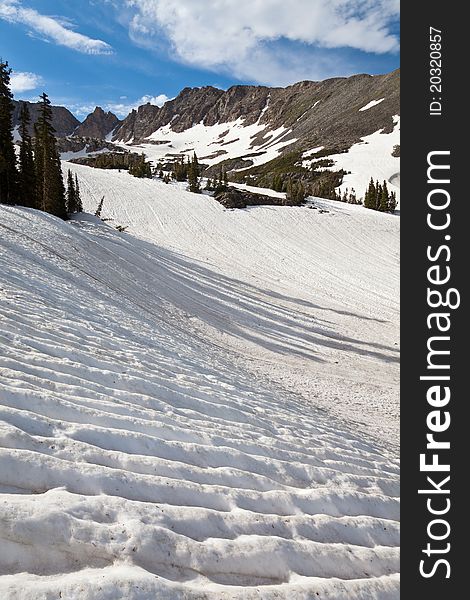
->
[1,0,400,119]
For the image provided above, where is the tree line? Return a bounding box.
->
[363,178,397,212]
[0,60,81,219]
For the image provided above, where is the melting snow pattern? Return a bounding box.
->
[0,168,399,598]
[359,99,385,112]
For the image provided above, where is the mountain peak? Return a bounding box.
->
[74,107,120,139]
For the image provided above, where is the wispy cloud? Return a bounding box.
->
[123,0,399,85]
[10,70,43,93]
[0,0,113,55]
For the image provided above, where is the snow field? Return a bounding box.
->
[124,119,296,170]
[0,166,399,597]
[302,117,400,204]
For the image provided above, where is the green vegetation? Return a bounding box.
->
[66,169,83,213]
[187,153,201,193]
[364,178,397,212]
[0,60,18,205]
[128,153,152,178]
[33,93,67,219]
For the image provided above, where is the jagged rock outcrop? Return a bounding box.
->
[12,100,80,137]
[74,107,120,139]
[115,86,225,142]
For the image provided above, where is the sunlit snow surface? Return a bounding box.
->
[359,99,385,112]
[303,117,400,205]
[0,167,399,599]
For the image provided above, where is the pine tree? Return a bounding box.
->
[129,153,151,178]
[74,173,82,212]
[348,188,358,204]
[363,178,375,209]
[0,59,18,205]
[388,191,397,212]
[173,156,187,181]
[188,152,201,193]
[66,169,75,212]
[375,181,382,211]
[379,181,389,212]
[18,102,36,208]
[34,92,67,219]
[95,195,105,218]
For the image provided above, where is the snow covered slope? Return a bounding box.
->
[117,118,296,172]
[0,168,399,598]
[303,117,400,204]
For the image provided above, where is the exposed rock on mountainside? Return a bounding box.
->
[215,187,304,209]
[57,137,121,155]
[113,69,400,154]
[74,107,120,139]
[12,100,80,137]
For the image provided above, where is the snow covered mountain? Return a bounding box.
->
[110,69,399,202]
[113,70,399,151]
[0,164,399,598]
[13,69,400,202]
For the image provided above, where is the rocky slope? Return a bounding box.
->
[12,100,80,138]
[113,69,399,154]
[74,106,120,139]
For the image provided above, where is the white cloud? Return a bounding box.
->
[123,0,399,85]
[68,94,170,119]
[0,0,113,54]
[107,94,170,117]
[10,71,43,93]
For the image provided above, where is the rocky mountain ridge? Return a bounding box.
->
[12,69,399,158]
[113,69,399,154]
[74,106,120,139]
[12,100,80,138]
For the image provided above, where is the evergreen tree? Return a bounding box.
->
[188,152,201,193]
[65,170,82,213]
[348,188,358,204]
[129,153,151,178]
[375,181,382,210]
[18,102,36,208]
[95,196,105,218]
[379,180,389,212]
[66,169,75,212]
[173,156,187,181]
[34,92,67,218]
[214,167,228,194]
[363,178,376,209]
[0,60,18,205]
[285,178,306,205]
[363,178,396,212]
[74,174,82,212]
